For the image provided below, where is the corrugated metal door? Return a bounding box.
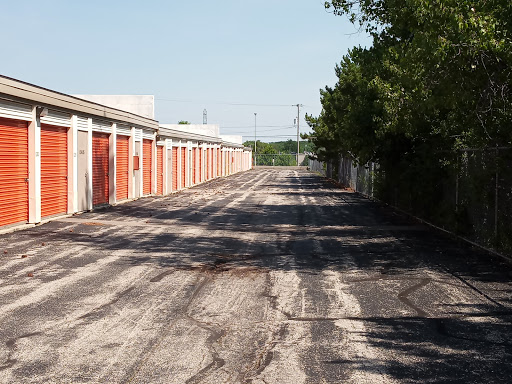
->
[116,135,129,201]
[210,148,214,179]
[217,148,221,177]
[143,139,152,195]
[199,149,203,182]
[192,148,197,184]
[205,148,210,180]
[41,124,68,217]
[157,146,164,195]
[92,132,110,206]
[172,147,178,191]
[0,118,28,226]
[210,149,214,179]
[206,148,210,179]
[180,147,186,189]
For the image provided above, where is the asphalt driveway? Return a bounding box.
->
[0,168,511,383]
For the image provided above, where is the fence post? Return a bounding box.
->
[455,154,459,213]
[495,146,499,246]
[369,162,373,197]
[338,154,342,184]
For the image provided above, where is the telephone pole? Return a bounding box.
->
[254,113,257,166]
[296,104,302,166]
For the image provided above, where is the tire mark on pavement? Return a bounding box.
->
[241,273,288,383]
[123,275,224,384]
[184,324,226,384]
[149,269,175,282]
[182,273,228,384]
[243,323,288,383]
[78,286,136,320]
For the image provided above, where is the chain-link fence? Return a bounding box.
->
[255,154,298,166]
[338,157,376,198]
[454,147,512,253]
[309,149,512,256]
[309,157,375,197]
[309,159,326,175]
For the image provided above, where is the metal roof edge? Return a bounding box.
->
[158,126,222,143]
[0,75,159,130]
[221,141,244,148]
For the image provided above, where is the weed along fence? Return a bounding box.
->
[0,75,252,231]
[309,151,512,257]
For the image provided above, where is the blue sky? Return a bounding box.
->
[2,0,371,142]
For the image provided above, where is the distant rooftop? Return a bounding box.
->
[73,95,155,120]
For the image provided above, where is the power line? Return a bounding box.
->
[221,124,296,129]
[156,98,294,107]
[224,126,296,134]
[242,134,299,138]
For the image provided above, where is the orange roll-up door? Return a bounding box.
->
[92,132,110,206]
[143,139,152,195]
[205,148,209,179]
[41,124,68,217]
[157,146,164,195]
[210,148,214,179]
[199,149,203,182]
[210,148,215,179]
[180,147,186,189]
[217,148,221,177]
[210,149,214,179]
[0,118,28,227]
[116,135,129,201]
[172,147,178,191]
[192,148,197,184]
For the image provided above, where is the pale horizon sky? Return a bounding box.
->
[2,0,371,142]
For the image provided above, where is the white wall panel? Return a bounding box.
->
[0,99,32,121]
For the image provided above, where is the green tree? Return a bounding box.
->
[324,0,512,149]
[307,0,512,223]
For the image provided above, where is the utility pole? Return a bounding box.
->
[296,104,302,166]
[254,113,257,166]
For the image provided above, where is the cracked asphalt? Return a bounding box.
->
[0,168,511,383]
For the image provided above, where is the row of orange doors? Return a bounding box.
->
[0,116,225,228]
[0,117,149,227]
[0,120,70,225]
[170,147,188,192]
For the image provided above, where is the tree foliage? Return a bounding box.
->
[307,0,512,220]
[243,140,311,154]
[243,140,312,166]
[319,0,512,151]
